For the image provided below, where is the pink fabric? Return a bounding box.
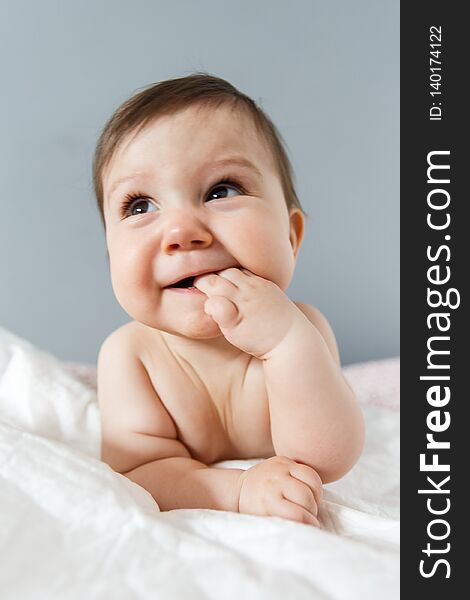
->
[63,362,98,391]
[63,356,400,410]
[343,357,400,410]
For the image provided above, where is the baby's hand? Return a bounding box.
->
[237,456,323,527]
[193,268,301,358]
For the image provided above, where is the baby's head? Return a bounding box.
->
[93,73,306,337]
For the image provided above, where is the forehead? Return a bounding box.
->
[104,104,276,191]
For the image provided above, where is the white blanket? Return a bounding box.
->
[0,326,399,599]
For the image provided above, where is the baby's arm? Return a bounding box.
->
[262,303,365,483]
[194,270,365,484]
[97,328,242,512]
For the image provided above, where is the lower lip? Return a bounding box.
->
[165,287,205,295]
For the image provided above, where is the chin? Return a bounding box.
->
[177,314,223,339]
[139,311,223,339]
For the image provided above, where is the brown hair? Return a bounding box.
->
[92,72,304,227]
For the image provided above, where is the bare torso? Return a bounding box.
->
[130,321,275,465]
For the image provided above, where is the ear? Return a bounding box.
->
[288,208,305,258]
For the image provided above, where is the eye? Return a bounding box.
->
[120,193,157,219]
[207,180,244,202]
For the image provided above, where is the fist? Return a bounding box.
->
[194,268,300,359]
[237,456,323,527]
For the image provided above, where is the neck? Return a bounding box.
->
[159,330,244,367]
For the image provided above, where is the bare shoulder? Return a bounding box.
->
[294,302,341,365]
[98,320,143,350]
[98,320,155,366]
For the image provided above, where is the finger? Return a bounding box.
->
[281,476,318,516]
[216,267,250,287]
[271,497,321,528]
[194,272,237,296]
[288,463,323,504]
[204,296,241,328]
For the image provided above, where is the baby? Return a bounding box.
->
[96,73,365,527]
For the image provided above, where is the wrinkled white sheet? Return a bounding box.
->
[0,326,399,599]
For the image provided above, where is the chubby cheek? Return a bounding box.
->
[227,216,295,289]
[108,241,157,319]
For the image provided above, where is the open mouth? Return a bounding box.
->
[169,275,197,289]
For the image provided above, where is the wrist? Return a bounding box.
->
[259,310,313,361]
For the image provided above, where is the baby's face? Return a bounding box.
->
[102,104,304,338]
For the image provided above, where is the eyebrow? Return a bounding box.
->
[107,156,262,201]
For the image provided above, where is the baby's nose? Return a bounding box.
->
[161,215,213,253]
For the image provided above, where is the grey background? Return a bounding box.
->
[0,0,399,366]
